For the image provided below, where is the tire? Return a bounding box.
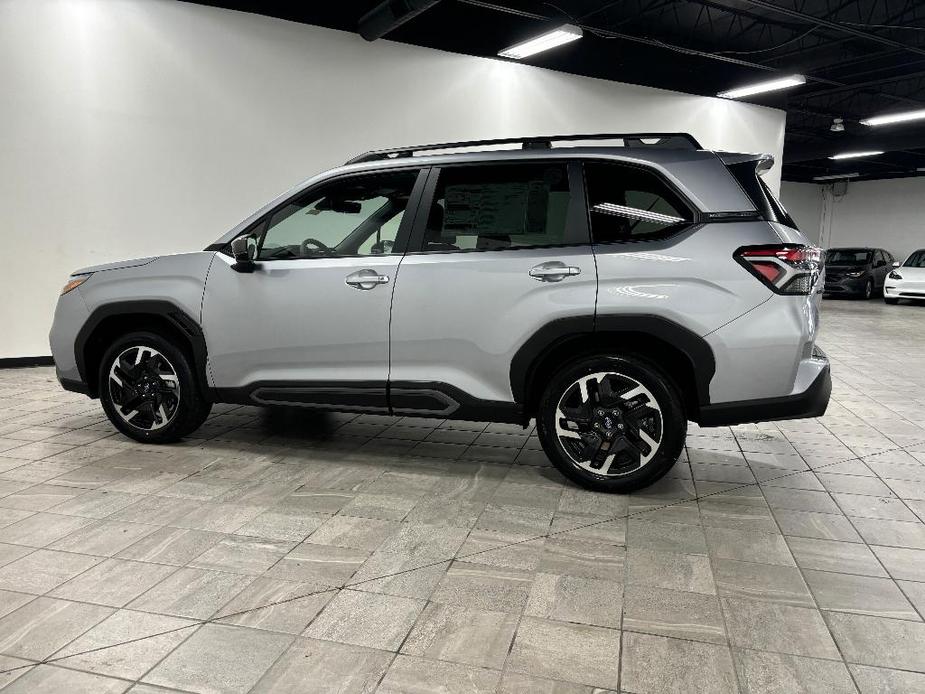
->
[536,355,686,493]
[884,297,899,305]
[863,279,873,300]
[98,331,211,443]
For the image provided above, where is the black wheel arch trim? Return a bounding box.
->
[510,314,716,416]
[74,300,209,398]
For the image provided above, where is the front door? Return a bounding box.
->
[202,167,425,410]
[388,161,597,416]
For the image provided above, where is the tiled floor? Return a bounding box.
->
[0,299,924,693]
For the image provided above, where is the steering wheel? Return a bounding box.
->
[300,238,335,257]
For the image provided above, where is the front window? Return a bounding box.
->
[258,170,419,260]
[826,249,871,265]
[904,250,925,268]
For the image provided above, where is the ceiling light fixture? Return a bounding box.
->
[813,173,859,181]
[498,24,583,59]
[717,74,806,99]
[830,118,845,133]
[860,108,925,127]
[829,151,883,160]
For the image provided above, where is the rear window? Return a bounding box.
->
[727,162,797,229]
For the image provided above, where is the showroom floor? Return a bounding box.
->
[0,301,923,694]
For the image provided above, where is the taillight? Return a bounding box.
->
[735,245,822,295]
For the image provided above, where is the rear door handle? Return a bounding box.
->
[529,261,582,282]
[345,269,390,290]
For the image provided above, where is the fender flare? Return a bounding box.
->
[74,300,209,396]
[509,314,715,409]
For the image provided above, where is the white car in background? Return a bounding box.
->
[885,249,925,304]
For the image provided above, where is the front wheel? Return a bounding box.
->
[99,332,211,443]
[536,355,686,493]
[863,279,873,300]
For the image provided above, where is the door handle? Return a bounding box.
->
[529,261,582,282]
[345,269,390,290]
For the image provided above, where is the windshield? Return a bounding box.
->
[826,249,871,265]
[904,250,925,268]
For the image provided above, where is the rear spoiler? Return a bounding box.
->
[716,152,774,175]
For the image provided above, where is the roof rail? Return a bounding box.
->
[344,132,702,165]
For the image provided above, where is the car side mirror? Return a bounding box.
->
[893,261,901,268]
[230,235,257,273]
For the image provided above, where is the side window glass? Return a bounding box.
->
[585,162,691,242]
[258,170,419,260]
[422,163,571,251]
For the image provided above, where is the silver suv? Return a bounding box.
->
[50,133,830,492]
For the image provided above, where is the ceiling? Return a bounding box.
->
[192,0,925,183]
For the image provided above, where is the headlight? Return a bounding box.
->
[845,271,864,278]
[889,270,903,280]
[61,274,91,295]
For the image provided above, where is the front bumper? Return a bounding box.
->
[697,352,831,426]
[823,275,867,295]
[884,283,925,300]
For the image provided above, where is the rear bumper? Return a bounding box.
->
[696,355,831,426]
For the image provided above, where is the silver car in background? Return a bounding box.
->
[50,132,829,492]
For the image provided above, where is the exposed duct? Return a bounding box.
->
[358,0,441,41]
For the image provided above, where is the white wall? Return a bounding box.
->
[0,0,786,358]
[781,178,925,260]
[780,181,822,244]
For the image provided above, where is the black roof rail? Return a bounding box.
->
[344,132,702,165]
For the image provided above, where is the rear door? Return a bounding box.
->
[388,161,596,414]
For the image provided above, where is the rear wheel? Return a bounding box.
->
[99,332,211,443]
[536,355,686,493]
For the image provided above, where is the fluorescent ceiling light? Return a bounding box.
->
[498,24,582,59]
[717,74,805,99]
[592,202,684,224]
[813,173,859,181]
[829,151,883,160]
[861,108,925,127]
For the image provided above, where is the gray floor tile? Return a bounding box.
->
[849,664,925,694]
[870,545,925,580]
[49,519,159,556]
[116,526,225,565]
[188,535,294,575]
[626,518,708,554]
[803,569,919,620]
[251,637,393,693]
[0,548,102,593]
[722,597,840,659]
[621,631,737,694]
[498,671,600,693]
[712,558,815,607]
[626,547,716,594]
[307,514,399,550]
[774,508,863,542]
[266,542,369,585]
[507,617,620,689]
[705,526,796,566]
[127,566,254,619]
[52,609,196,680]
[214,577,334,633]
[378,654,501,694]
[624,584,726,643]
[431,561,532,613]
[524,572,623,629]
[787,536,889,576]
[143,623,293,693]
[233,508,326,541]
[852,516,925,550]
[50,558,177,607]
[734,649,856,694]
[826,611,925,671]
[1,665,129,694]
[305,588,425,650]
[0,597,112,659]
[0,512,96,547]
[537,538,625,580]
[401,601,518,669]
